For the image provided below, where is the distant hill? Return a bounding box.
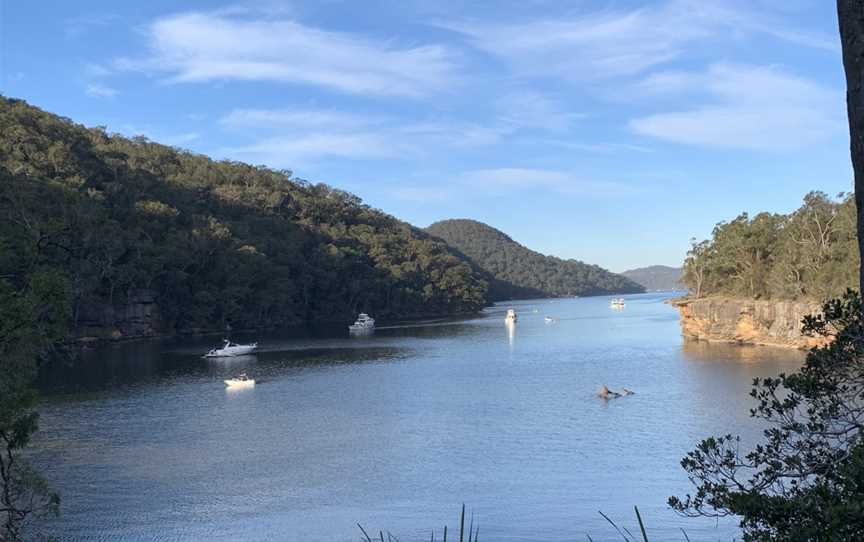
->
[426,219,644,300]
[621,265,683,291]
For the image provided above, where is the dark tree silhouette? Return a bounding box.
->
[838,0,864,292]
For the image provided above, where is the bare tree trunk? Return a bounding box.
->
[838,0,864,293]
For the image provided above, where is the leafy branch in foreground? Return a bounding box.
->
[0,268,69,540]
[670,290,864,541]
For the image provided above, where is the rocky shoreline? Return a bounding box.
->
[671,296,830,350]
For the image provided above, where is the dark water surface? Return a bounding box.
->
[34,293,806,541]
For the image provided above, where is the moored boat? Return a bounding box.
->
[349,313,375,333]
[224,373,255,388]
[205,339,258,358]
[505,308,518,323]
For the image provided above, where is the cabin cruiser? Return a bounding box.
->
[224,372,255,388]
[205,339,258,358]
[349,313,375,332]
[610,298,625,309]
[505,308,517,323]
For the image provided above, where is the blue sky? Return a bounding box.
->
[0,0,853,272]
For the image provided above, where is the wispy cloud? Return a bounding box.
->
[220,108,384,130]
[495,91,584,131]
[218,106,513,165]
[116,10,460,97]
[629,63,845,150]
[85,83,119,98]
[224,133,401,166]
[443,0,837,81]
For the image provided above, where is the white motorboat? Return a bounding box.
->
[349,313,375,332]
[205,339,258,358]
[505,308,517,323]
[224,373,255,388]
[544,316,555,323]
[610,298,625,309]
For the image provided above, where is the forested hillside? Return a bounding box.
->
[681,191,859,300]
[0,97,488,339]
[425,219,644,299]
[621,265,682,291]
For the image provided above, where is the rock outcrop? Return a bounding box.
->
[673,297,830,350]
[74,289,163,342]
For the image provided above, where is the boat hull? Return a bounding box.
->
[224,379,255,388]
[205,345,257,358]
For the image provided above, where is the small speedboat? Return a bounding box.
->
[224,373,255,389]
[349,313,375,333]
[205,339,258,358]
[505,308,517,323]
[544,316,555,323]
[610,298,625,309]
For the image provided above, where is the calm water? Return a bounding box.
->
[33,293,806,541]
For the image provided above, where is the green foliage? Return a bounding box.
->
[0,264,68,539]
[0,97,488,337]
[670,291,864,541]
[682,192,859,301]
[426,219,643,299]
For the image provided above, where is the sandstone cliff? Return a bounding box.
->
[673,297,830,350]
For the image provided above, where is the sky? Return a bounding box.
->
[0,0,853,272]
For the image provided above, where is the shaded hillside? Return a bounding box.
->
[425,219,644,299]
[621,265,682,291]
[0,97,488,339]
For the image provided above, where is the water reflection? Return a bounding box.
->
[505,319,516,349]
[682,339,807,365]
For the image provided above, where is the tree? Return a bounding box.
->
[0,271,68,540]
[682,238,713,298]
[838,0,864,293]
[670,291,864,541]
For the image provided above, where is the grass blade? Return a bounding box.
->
[357,523,373,542]
[634,506,649,542]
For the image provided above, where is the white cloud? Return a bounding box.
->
[223,133,402,166]
[444,0,837,81]
[495,91,584,131]
[218,106,513,164]
[85,83,119,98]
[629,63,845,150]
[220,108,383,130]
[117,11,459,97]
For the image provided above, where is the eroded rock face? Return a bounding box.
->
[673,297,830,350]
[74,289,163,341]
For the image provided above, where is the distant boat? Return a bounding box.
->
[349,313,375,332]
[205,339,257,358]
[610,298,625,309]
[544,316,555,323]
[505,308,518,323]
[224,373,255,389]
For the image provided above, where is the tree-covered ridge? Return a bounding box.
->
[681,191,859,301]
[425,219,644,299]
[0,97,488,338]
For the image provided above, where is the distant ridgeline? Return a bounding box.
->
[0,97,488,339]
[681,191,859,301]
[425,219,644,300]
[621,265,682,291]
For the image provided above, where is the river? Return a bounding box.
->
[33,293,806,541]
